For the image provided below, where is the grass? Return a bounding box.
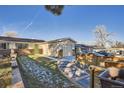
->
[0,58,12,88]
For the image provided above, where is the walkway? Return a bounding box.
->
[11,58,24,88]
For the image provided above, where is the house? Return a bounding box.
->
[39,38,76,57]
[0,36,45,54]
[0,36,76,58]
[75,44,93,54]
[107,48,124,56]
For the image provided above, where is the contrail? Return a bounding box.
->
[23,22,33,32]
[23,10,40,32]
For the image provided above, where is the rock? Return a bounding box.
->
[75,69,82,77]
[64,68,71,74]
[68,72,73,78]
[66,62,75,68]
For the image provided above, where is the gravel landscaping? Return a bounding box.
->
[17,56,79,88]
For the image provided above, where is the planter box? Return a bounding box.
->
[98,69,124,88]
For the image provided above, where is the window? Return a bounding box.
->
[0,43,7,49]
[16,43,28,49]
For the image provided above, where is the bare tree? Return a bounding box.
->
[111,41,124,48]
[3,31,17,37]
[94,25,113,48]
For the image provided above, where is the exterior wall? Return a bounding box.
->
[28,43,43,55]
[27,43,35,54]
[48,40,75,57]
[63,42,75,57]
[28,43,35,49]
[39,43,50,56]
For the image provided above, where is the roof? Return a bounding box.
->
[0,36,45,43]
[47,38,77,43]
[88,52,105,57]
[76,44,94,48]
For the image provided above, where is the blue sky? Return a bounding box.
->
[0,5,124,44]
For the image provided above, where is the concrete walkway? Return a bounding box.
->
[11,59,24,88]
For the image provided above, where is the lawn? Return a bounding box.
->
[0,58,12,88]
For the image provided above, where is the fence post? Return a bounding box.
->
[90,66,95,88]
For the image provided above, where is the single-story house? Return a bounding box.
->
[0,36,76,58]
[39,38,76,57]
[0,36,45,55]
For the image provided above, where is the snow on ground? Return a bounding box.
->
[53,56,90,87]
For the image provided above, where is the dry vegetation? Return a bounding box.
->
[0,58,12,88]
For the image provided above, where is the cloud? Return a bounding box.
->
[1,25,18,36]
[3,31,18,37]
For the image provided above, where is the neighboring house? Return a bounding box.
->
[0,36,45,55]
[93,47,124,57]
[0,36,76,57]
[93,48,107,52]
[75,44,93,54]
[39,38,76,57]
[107,48,124,56]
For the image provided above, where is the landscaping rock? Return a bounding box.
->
[17,56,77,88]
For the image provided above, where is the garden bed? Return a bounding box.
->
[33,56,102,88]
[35,57,59,74]
[17,56,79,88]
